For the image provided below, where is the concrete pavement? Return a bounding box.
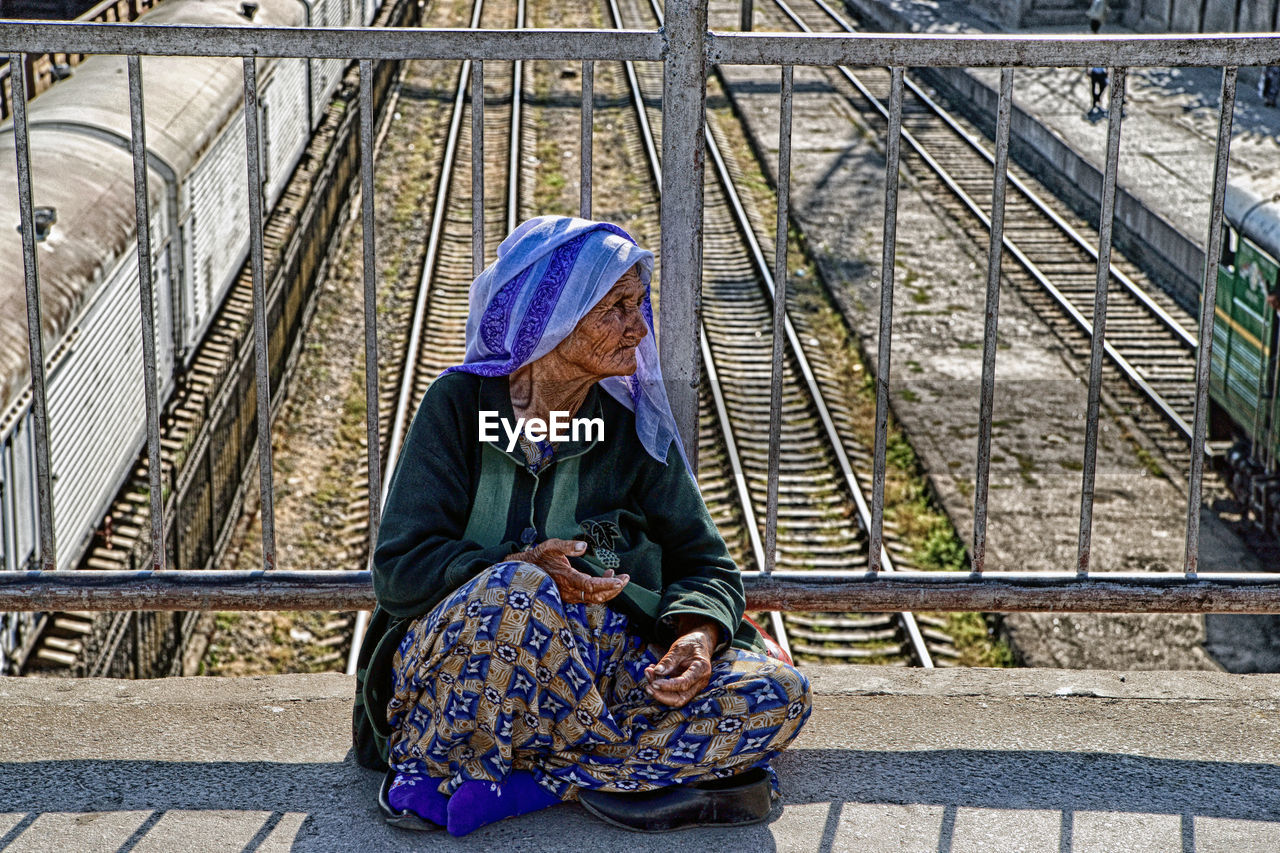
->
[4,667,1280,851]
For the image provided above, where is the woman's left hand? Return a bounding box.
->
[644,618,719,708]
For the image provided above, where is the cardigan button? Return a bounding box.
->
[521,527,538,545]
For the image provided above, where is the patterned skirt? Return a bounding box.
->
[387,561,812,800]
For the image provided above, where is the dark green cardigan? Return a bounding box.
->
[352,371,762,769]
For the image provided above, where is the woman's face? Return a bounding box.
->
[554,266,649,379]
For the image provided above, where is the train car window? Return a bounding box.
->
[1221,223,1238,271]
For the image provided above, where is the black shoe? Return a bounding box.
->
[577,767,774,832]
[378,769,442,832]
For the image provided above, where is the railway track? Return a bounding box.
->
[337,0,970,667]
[758,0,1204,475]
[612,0,959,665]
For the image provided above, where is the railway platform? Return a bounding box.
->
[4,666,1280,851]
[840,0,1280,307]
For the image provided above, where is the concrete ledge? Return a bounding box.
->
[4,667,1280,851]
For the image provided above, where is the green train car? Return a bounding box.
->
[1209,184,1280,537]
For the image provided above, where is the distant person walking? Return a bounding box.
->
[1261,66,1279,108]
[1087,0,1107,32]
[1089,66,1109,113]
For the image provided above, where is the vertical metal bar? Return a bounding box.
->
[660,0,707,470]
[9,53,56,572]
[1186,66,1238,573]
[971,67,1013,574]
[1076,66,1127,574]
[127,55,166,572]
[764,65,794,577]
[242,56,277,570]
[868,67,904,573]
[506,0,524,235]
[740,0,753,31]
[580,60,593,219]
[471,59,485,276]
[359,59,381,559]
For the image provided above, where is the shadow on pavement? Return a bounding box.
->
[776,747,1280,852]
[1,747,1277,850]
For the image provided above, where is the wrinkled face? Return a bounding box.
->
[554,266,649,378]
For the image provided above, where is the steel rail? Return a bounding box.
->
[0,22,662,60]
[0,21,1276,65]
[631,0,933,667]
[764,63,793,584]
[799,0,1198,350]
[506,0,525,235]
[764,0,1196,442]
[971,67,1013,574]
[868,64,903,577]
[243,55,279,570]
[656,0,705,460]
[580,59,594,217]
[10,569,1280,613]
[1076,66,1129,573]
[473,57,486,274]
[1185,67,1238,573]
[125,55,167,573]
[605,0,786,656]
[10,53,57,572]
[360,59,382,561]
[706,31,1280,68]
[347,0,489,674]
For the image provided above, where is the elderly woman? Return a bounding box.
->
[352,216,811,836]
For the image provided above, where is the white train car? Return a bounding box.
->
[0,0,373,672]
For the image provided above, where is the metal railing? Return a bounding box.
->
[1,8,1279,618]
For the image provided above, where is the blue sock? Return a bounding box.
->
[387,771,449,826]
[446,770,560,837]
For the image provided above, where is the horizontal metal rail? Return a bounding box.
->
[709,32,1280,67]
[0,23,663,59]
[0,22,1276,64]
[6,570,1280,613]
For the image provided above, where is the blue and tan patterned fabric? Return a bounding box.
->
[387,561,811,800]
[515,434,556,476]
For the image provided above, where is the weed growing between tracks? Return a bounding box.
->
[706,78,1012,668]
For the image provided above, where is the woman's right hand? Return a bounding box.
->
[505,538,629,605]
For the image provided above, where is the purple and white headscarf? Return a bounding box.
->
[442,215,687,468]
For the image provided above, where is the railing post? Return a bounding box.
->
[1185,66,1238,573]
[10,53,57,573]
[660,0,706,471]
